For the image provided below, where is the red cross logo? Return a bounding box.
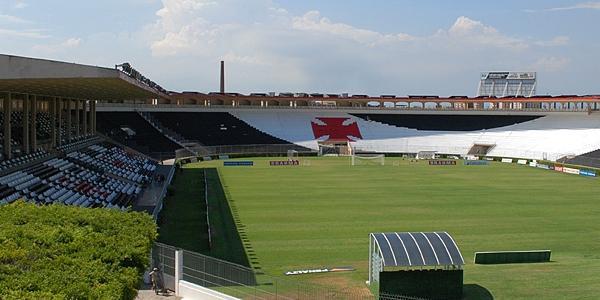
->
[311,117,363,142]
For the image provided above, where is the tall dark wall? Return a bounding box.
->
[353,114,540,131]
[379,269,463,300]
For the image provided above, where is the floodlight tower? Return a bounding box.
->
[477,72,537,97]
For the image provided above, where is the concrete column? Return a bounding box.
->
[82,100,88,135]
[74,99,80,137]
[57,98,62,146]
[88,100,93,134]
[22,94,30,154]
[50,97,56,148]
[174,249,183,295]
[91,100,96,134]
[66,98,72,142]
[3,93,12,159]
[30,95,37,152]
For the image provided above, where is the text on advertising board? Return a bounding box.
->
[429,160,457,166]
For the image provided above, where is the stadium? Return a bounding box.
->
[2,51,600,299]
[3,3,600,298]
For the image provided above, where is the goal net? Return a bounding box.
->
[287,149,299,160]
[416,151,436,160]
[351,154,385,166]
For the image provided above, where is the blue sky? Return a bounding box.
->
[0,0,599,95]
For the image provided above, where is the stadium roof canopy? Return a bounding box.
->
[0,54,169,101]
[370,232,464,268]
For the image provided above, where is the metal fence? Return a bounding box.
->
[151,242,424,300]
[97,102,597,113]
[166,142,574,164]
[194,144,313,157]
[151,164,176,220]
[203,169,212,248]
[152,243,177,291]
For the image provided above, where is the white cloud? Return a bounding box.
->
[62,37,81,47]
[530,56,570,72]
[292,11,414,46]
[535,36,570,47]
[32,37,81,53]
[14,0,28,9]
[142,1,582,95]
[444,16,528,50]
[546,1,600,11]
[222,51,267,65]
[0,28,48,38]
[0,13,31,24]
[148,0,227,56]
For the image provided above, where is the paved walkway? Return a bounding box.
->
[134,165,173,213]
[135,283,181,300]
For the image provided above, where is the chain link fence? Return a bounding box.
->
[163,142,575,164]
[152,242,425,300]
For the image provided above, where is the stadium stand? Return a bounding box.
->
[96,112,180,159]
[562,149,600,169]
[231,111,600,161]
[0,142,157,209]
[148,112,297,146]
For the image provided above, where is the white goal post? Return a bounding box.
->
[351,154,385,166]
[287,149,299,160]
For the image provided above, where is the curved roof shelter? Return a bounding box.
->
[0,54,169,101]
[370,232,464,269]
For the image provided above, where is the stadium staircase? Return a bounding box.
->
[560,149,600,169]
[148,112,300,147]
[136,111,203,157]
[96,112,183,159]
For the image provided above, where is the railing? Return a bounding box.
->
[166,142,573,163]
[184,144,314,157]
[203,169,212,248]
[96,102,595,113]
[136,110,197,155]
[152,242,177,291]
[151,242,420,300]
[152,164,176,220]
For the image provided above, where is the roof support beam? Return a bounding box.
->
[90,100,96,134]
[30,94,37,152]
[50,97,56,148]
[56,97,62,147]
[3,92,12,159]
[82,100,87,135]
[65,98,72,143]
[74,99,80,138]
[22,94,29,154]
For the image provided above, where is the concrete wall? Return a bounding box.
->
[0,54,117,79]
[178,280,239,300]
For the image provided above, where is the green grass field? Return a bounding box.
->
[169,157,600,299]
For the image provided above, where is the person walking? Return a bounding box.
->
[149,267,165,295]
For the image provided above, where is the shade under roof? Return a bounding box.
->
[0,54,169,101]
[371,232,464,268]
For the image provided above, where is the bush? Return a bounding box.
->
[0,201,157,300]
[167,186,176,196]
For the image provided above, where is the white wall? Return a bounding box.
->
[179,280,240,300]
[231,111,600,161]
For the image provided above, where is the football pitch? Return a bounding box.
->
[173,157,600,299]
